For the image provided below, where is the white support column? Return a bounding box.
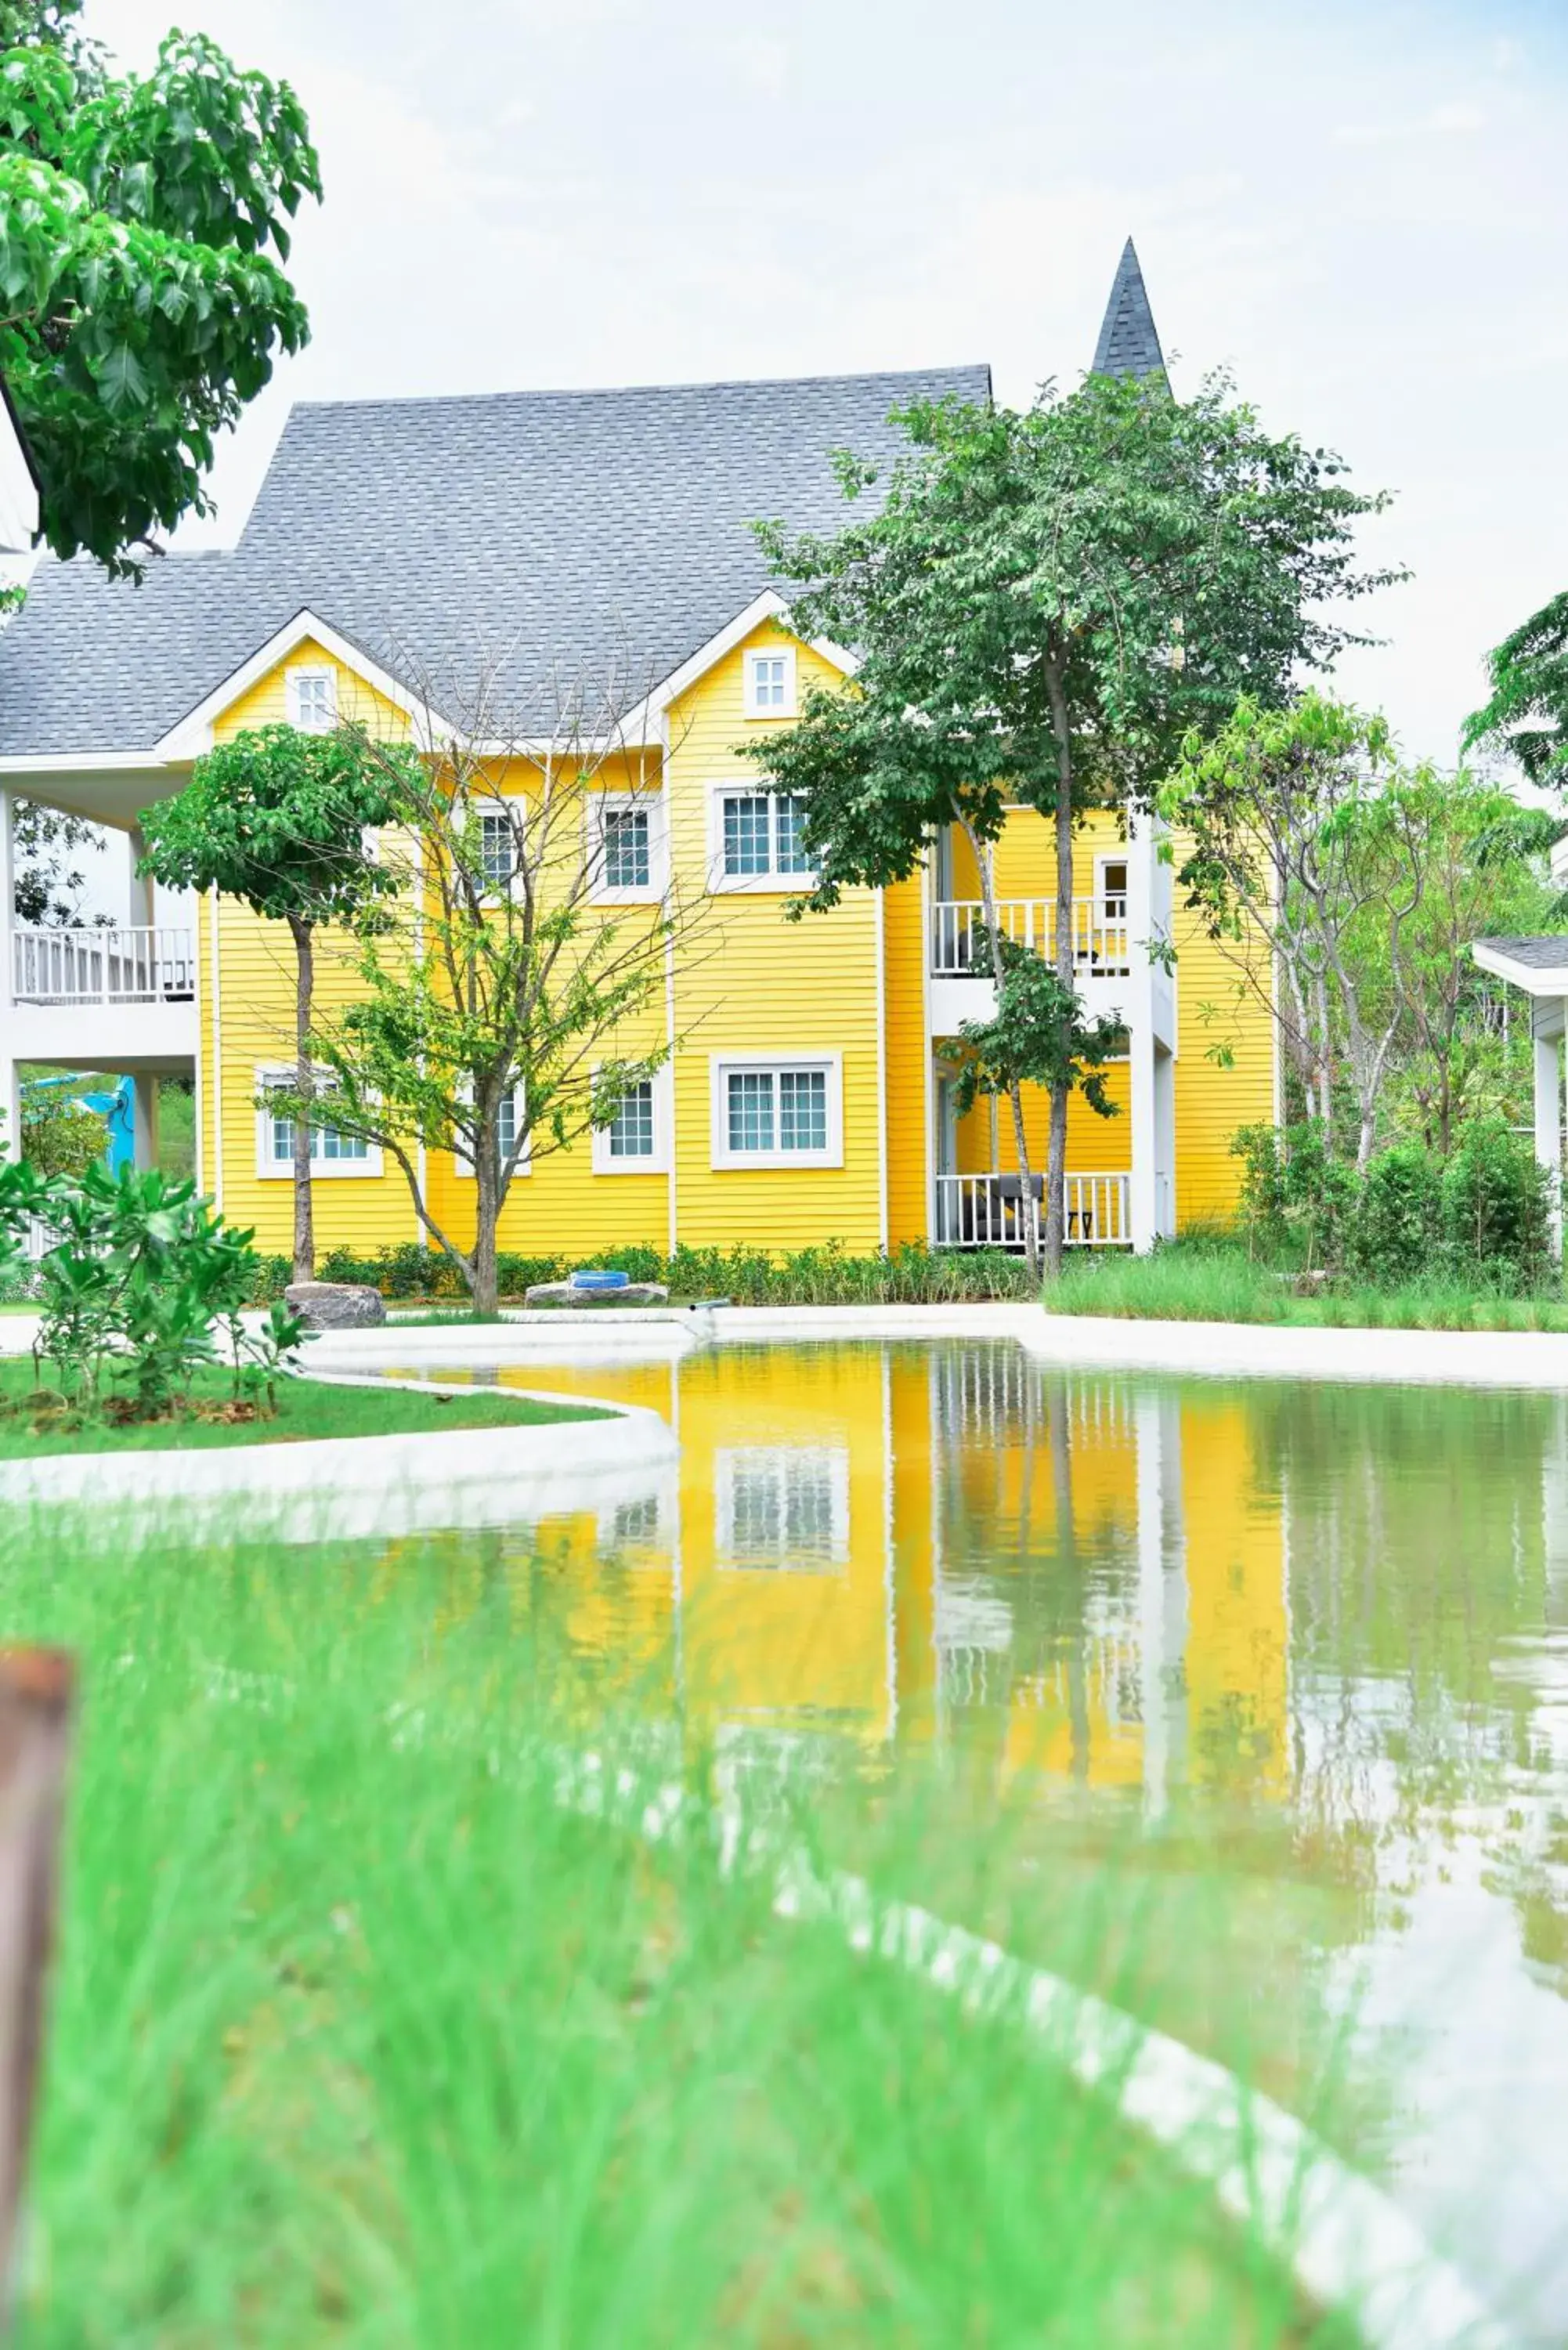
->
[1154,1045,1176,1239]
[127,826,154,932]
[1125,817,1159,1253]
[131,1072,159,1171]
[0,790,16,1162]
[1535,1014,1564,1256]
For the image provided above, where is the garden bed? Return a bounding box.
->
[1048,1242,1568,1332]
[0,1358,608,1459]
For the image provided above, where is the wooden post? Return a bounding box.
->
[0,1649,73,2308]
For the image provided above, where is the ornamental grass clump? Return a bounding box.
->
[0,1159,305,1428]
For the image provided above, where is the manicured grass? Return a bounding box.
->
[0,1358,608,1459]
[2,1509,1346,2348]
[1049,1240,1568,1332]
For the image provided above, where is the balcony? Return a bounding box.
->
[929,896,1150,1037]
[930,895,1131,980]
[13,925,196,1007]
[8,924,198,1071]
[934,1171,1131,1250]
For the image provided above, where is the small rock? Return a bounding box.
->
[522,1280,669,1310]
[284,1281,387,1329]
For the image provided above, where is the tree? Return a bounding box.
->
[10,797,99,924]
[1464,591,1568,790]
[750,370,1396,1271]
[135,726,410,1285]
[0,8,320,573]
[951,941,1125,1246]
[276,659,713,1317]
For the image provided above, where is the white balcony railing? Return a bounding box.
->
[930,897,1131,979]
[11,925,196,1007]
[934,1170,1132,1250]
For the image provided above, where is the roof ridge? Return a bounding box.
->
[283,361,992,419]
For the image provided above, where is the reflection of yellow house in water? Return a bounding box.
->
[481,1342,1291,1810]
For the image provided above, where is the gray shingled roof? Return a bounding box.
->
[0,365,990,758]
[1092,239,1167,383]
[1476,936,1568,969]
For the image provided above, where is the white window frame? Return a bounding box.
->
[714,1444,851,1571]
[591,1064,672,1174]
[710,1052,843,1170]
[587,790,667,906]
[743,644,797,718]
[1094,850,1130,919]
[287,665,338,734]
[476,804,518,895]
[453,1083,531,1180]
[706,783,817,895]
[254,1065,381,1180]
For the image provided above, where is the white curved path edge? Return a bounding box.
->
[565,1749,1519,2350]
[313,1303,1568,1388]
[0,1372,675,1540]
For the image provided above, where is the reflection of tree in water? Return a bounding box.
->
[932,1352,1136,1774]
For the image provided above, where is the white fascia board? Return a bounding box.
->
[616,591,858,746]
[1471,940,1568,996]
[0,378,40,554]
[152,609,461,760]
[0,749,167,776]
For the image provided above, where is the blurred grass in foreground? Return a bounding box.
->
[3,1506,1359,2348]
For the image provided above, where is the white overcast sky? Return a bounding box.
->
[96,0,1568,768]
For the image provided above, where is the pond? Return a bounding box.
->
[385,1336,1568,2341]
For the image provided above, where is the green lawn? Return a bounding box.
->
[1050,1242,1568,1332]
[1,1507,1342,2348]
[0,1358,608,1459]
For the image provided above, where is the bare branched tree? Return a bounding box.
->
[272,641,716,1312]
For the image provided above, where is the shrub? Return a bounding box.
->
[22,1097,108,1180]
[1440,1117,1556,1288]
[1351,1144,1443,1283]
[1230,1124,1288,1255]
[0,1161,306,1419]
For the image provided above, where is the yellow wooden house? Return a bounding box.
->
[0,241,1274,1257]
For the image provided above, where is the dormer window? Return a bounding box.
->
[289,667,337,733]
[745,647,796,718]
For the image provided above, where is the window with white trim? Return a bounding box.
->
[454,1084,529,1178]
[288,667,337,734]
[479,809,515,890]
[715,1445,850,1571]
[589,793,665,902]
[710,1054,842,1170]
[591,1065,671,1173]
[255,1068,380,1179]
[744,647,796,717]
[714,789,814,886]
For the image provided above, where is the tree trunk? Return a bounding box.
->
[1044,663,1076,1281]
[472,1117,500,1316]
[287,915,316,1286]
[0,1648,73,2310]
[966,827,1039,1279]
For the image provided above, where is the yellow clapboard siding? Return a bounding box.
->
[883,872,930,1246]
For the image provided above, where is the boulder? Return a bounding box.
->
[284,1281,387,1330]
[522,1281,669,1310]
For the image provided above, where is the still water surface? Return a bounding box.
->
[398,1339,1568,2339]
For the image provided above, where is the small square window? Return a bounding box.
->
[777,1068,827,1153]
[717,790,814,885]
[290,670,337,734]
[257,1068,378,1178]
[745,646,796,717]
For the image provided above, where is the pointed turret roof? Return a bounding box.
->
[1091,238,1167,381]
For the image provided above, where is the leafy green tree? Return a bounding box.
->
[951,940,1124,1256]
[136,726,414,1284]
[276,670,709,1317]
[1464,591,1568,790]
[751,370,1395,1271]
[0,8,320,572]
